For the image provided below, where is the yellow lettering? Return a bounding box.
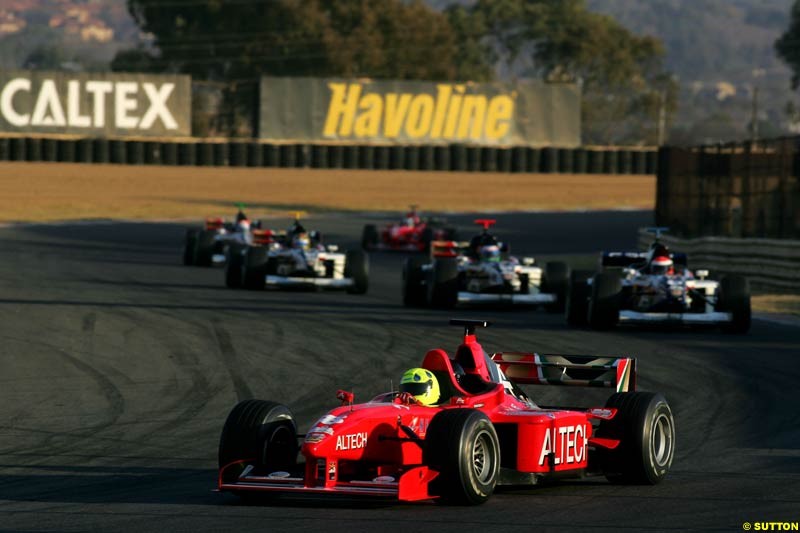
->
[405,94,434,138]
[323,83,361,137]
[430,85,452,139]
[443,85,465,138]
[354,93,383,137]
[457,95,487,140]
[383,93,412,137]
[485,95,514,139]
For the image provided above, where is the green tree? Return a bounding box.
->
[776,0,800,88]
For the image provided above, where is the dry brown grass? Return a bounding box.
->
[752,294,800,317]
[0,162,654,222]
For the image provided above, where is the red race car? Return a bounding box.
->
[217,320,675,505]
[361,206,457,252]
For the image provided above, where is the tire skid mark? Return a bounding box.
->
[211,320,253,402]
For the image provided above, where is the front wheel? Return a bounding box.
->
[542,261,570,313]
[183,229,198,266]
[242,247,268,290]
[345,249,369,294]
[361,224,378,251]
[225,244,245,288]
[428,258,459,309]
[717,275,751,334]
[566,270,592,326]
[588,272,622,330]
[423,409,500,505]
[402,256,429,307]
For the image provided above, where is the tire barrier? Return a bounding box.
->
[161,142,178,166]
[144,142,161,165]
[344,145,359,169]
[178,143,196,166]
[543,147,559,173]
[329,145,344,169]
[434,145,450,171]
[213,142,229,167]
[78,138,94,163]
[264,143,280,167]
[481,147,497,172]
[618,149,633,174]
[127,141,144,165]
[229,142,247,167]
[404,146,418,171]
[26,137,42,162]
[419,145,434,171]
[42,138,57,162]
[0,136,658,174]
[358,145,374,170]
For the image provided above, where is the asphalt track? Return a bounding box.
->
[0,210,798,532]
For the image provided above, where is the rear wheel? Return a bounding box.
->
[542,261,570,313]
[402,256,429,307]
[588,272,622,330]
[361,224,378,251]
[717,275,751,334]
[242,247,269,290]
[183,229,198,266]
[593,392,675,485]
[345,250,369,294]
[218,400,298,485]
[225,244,245,288]
[428,258,459,308]
[423,409,500,505]
[193,230,217,267]
[566,270,592,326]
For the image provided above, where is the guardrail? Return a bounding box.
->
[0,136,657,174]
[637,229,800,291]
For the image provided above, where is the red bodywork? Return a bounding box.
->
[373,221,448,252]
[218,329,634,501]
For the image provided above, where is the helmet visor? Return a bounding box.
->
[399,381,432,396]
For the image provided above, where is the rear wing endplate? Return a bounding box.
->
[430,240,469,258]
[491,352,636,393]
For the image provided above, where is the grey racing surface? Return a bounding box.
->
[0,210,798,532]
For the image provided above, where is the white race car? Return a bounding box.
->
[402,219,569,309]
[567,228,750,332]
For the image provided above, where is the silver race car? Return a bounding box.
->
[183,206,256,267]
[402,219,569,309]
[567,228,750,332]
[225,216,368,294]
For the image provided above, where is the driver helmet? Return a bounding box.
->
[237,219,250,232]
[235,209,247,223]
[651,255,674,275]
[293,232,311,250]
[399,368,440,406]
[480,244,501,262]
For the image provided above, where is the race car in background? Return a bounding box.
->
[402,219,569,310]
[566,228,751,332]
[183,206,258,266]
[217,319,675,505]
[225,215,368,294]
[361,205,457,253]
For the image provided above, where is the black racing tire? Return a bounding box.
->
[361,224,379,251]
[566,270,593,326]
[183,229,198,266]
[218,400,298,485]
[542,261,570,313]
[421,226,434,253]
[717,275,751,334]
[423,409,500,505]
[428,257,459,309]
[402,256,429,307]
[345,249,369,294]
[588,272,622,330]
[593,392,675,485]
[242,247,269,290]
[443,226,458,241]
[193,230,217,267]
[225,243,245,288]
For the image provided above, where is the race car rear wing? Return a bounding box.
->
[491,352,636,393]
[601,251,688,268]
[430,240,469,258]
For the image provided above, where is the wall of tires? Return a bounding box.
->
[0,136,657,174]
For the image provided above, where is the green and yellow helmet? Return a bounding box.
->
[399,367,440,406]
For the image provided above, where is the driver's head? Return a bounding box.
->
[293,232,311,250]
[237,219,250,232]
[236,209,247,223]
[399,368,440,406]
[405,216,416,227]
[651,255,673,275]
[480,244,501,262]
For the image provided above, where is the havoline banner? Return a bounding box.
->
[259,77,580,146]
[0,70,191,137]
